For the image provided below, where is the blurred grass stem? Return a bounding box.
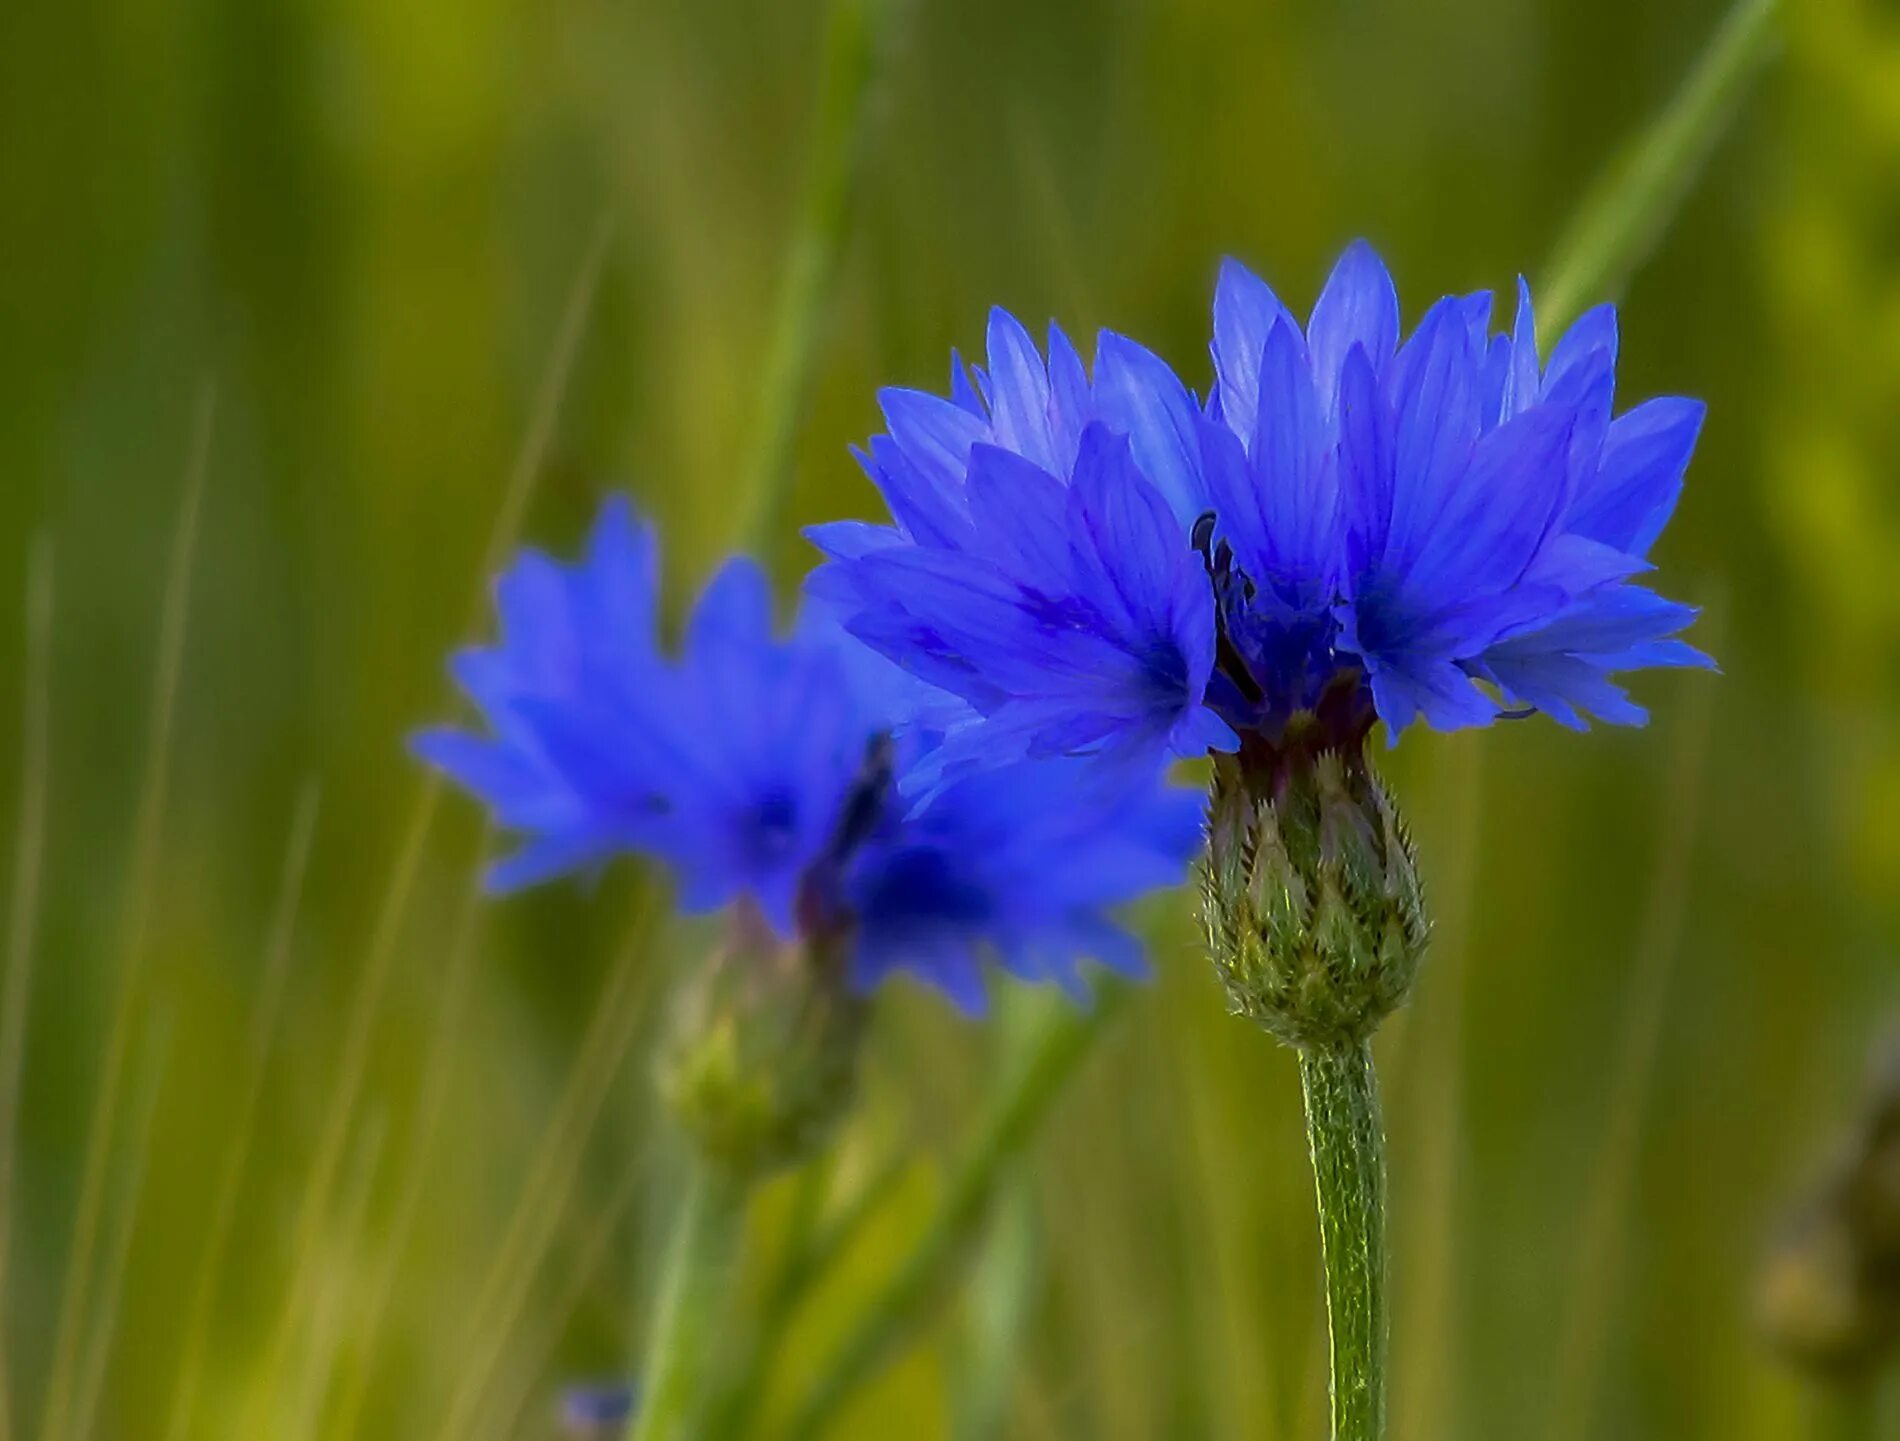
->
[39,387,212,1441]
[163,784,320,1441]
[0,541,53,1441]
[630,1164,749,1441]
[67,1015,172,1441]
[324,825,484,1438]
[251,216,613,1432]
[781,985,1126,1441]
[700,1151,910,1441]
[430,890,662,1440]
[739,0,909,555]
[1538,0,1780,340]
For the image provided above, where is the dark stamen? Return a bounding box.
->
[827,733,895,861]
[1191,510,1217,562]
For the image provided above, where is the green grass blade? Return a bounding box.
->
[40,386,214,1441]
[244,216,614,1432]
[1538,0,1781,340]
[164,784,321,1441]
[0,538,54,1441]
[68,1012,174,1441]
[740,0,913,557]
[781,984,1127,1441]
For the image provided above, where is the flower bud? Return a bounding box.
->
[656,903,867,1183]
[1200,738,1429,1049]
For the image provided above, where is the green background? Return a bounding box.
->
[0,0,1893,1436]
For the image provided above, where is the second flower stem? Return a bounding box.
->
[1299,1038,1388,1441]
[631,1162,748,1441]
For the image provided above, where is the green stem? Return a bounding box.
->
[630,1164,750,1441]
[1299,1039,1388,1441]
[780,985,1124,1441]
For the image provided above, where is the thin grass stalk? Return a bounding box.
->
[245,216,614,1429]
[780,985,1126,1441]
[693,1160,836,1441]
[429,897,662,1441]
[483,1160,647,1441]
[952,1170,1041,1441]
[323,828,489,1440]
[699,1150,911,1441]
[39,387,213,1441]
[630,1164,750,1441]
[163,783,321,1441]
[950,988,1057,1441]
[1546,607,1721,1441]
[1538,0,1781,341]
[739,0,912,555]
[282,1111,389,1441]
[0,539,54,1441]
[67,1014,173,1441]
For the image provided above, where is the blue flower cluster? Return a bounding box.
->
[812,241,1711,772]
[422,241,1710,1013]
[417,500,1202,1011]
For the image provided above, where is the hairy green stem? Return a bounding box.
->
[630,1165,749,1441]
[780,986,1124,1441]
[1299,1040,1388,1441]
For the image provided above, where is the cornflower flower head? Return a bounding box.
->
[416,497,1201,1014]
[809,241,1712,779]
[809,242,1713,1047]
[418,500,1200,1169]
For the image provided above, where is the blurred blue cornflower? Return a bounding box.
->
[809,241,1711,769]
[561,1382,636,1438]
[415,500,1201,1012]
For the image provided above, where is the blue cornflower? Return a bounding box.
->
[415,499,1201,1011]
[810,242,1710,768]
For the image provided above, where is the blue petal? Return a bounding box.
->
[984,308,1060,474]
[878,386,988,496]
[857,436,972,549]
[1307,239,1401,415]
[1092,331,1208,526]
[1211,257,1293,431]
[1545,304,1619,397]
[1394,402,1573,608]
[1337,344,1395,572]
[1382,298,1481,575]
[1248,316,1337,585]
[1570,396,1704,556]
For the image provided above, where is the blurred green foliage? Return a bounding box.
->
[0,0,1892,1437]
